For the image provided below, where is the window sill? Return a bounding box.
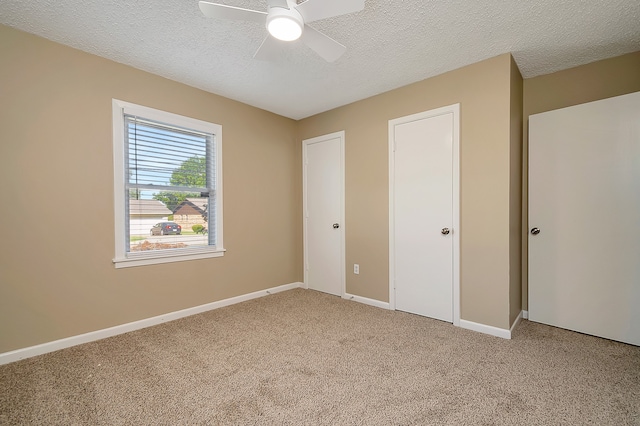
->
[113,247,225,269]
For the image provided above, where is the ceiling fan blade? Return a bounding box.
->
[199,1,267,23]
[254,35,282,61]
[296,0,364,23]
[267,0,290,9]
[301,25,346,62]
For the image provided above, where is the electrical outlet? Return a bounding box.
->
[354,264,359,274]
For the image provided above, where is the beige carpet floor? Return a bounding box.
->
[1,288,639,425]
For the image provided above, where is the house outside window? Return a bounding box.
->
[112,100,224,268]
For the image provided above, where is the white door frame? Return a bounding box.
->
[302,131,346,296]
[388,104,460,326]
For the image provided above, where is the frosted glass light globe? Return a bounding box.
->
[268,16,302,41]
[266,7,304,41]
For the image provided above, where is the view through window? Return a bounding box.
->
[126,115,213,252]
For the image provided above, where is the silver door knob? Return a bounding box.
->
[531,227,540,235]
[333,223,340,229]
[441,228,450,235]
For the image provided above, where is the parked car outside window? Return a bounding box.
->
[150,222,182,236]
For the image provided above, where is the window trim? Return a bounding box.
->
[112,99,224,268]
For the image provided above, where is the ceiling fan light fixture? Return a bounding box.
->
[266,8,303,41]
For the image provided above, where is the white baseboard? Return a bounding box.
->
[510,311,524,335]
[459,319,511,339]
[345,295,512,340]
[458,310,526,340]
[343,293,390,310]
[0,282,303,366]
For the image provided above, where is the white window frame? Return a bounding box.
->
[112,99,224,268]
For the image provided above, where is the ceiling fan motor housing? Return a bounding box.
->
[266,6,304,41]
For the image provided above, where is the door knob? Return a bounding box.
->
[333,223,340,229]
[441,228,450,235]
[531,227,540,235]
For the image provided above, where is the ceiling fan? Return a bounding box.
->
[199,0,364,62]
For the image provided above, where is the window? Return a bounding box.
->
[112,100,224,268]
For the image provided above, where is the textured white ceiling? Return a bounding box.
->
[1,0,639,119]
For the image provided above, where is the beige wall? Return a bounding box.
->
[521,51,640,310]
[298,54,516,329]
[509,57,523,325]
[0,25,302,353]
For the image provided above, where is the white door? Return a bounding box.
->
[303,131,345,296]
[389,105,460,323]
[529,91,640,346]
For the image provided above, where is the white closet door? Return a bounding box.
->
[529,91,640,346]
[390,106,459,323]
[303,132,345,297]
